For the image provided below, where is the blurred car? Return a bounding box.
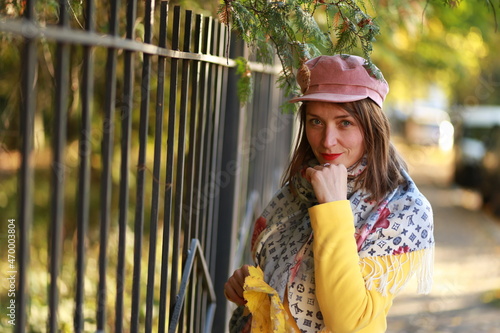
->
[405,106,453,149]
[453,105,500,190]
[480,124,500,216]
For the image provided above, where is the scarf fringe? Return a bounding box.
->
[416,246,434,295]
[359,247,434,296]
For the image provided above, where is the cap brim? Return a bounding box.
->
[289,93,368,104]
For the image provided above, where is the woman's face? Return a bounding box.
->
[305,102,365,168]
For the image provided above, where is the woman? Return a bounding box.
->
[225,55,434,332]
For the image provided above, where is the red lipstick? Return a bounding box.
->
[322,153,342,161]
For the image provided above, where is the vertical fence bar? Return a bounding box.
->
[74,0,95,331]
[48,0,70,331]
[130,0,155,330]
[160,2,181,327]
[207,20,227,277]
[187,14,203,333]
[262,77,272,193]
[157,3,172,332]
[191,17,212,332]
[179,10,193,263]
[265,76,277,194]
[97,0,120,329]
[159,6,180,333]
[190,13,203,258]
[144,0,166,331]
[210,21,231,332]
[166,4,181,318]
[263,74,278,194]
[115,0,138,331]
[17,0,37,331]
[212,32,244,333]
[197,16,213,253]
[203,19,218,275]
[177,10,193,331]
[254,75,266,196]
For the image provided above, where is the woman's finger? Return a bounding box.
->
[224,281,246,305]
[224,265,250,305]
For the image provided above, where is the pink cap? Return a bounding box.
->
[289,55,389,107]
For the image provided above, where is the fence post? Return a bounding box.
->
[212,33,245,332]
[17,1,37,331]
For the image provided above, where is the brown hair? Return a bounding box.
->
[282,99,407,202]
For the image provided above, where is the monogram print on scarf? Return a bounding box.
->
[355,205,391,251]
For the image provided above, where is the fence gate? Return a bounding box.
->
[0,0,295,332]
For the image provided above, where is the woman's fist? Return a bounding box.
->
[305,163,348,204]
[224,265,251,306]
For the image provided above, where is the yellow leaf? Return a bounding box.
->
[243,266,295,333]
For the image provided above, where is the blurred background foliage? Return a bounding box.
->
[0,0,499,331]
[372,0,500,107]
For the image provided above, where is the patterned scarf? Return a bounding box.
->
[248,158,434,331]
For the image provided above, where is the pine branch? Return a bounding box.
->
[220,0,382,106]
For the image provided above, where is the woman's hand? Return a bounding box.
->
[224,265,251,306]
[305,163,348,204]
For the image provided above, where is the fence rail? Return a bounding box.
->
[0,1,294,332]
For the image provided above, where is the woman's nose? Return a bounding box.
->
[322,127,338,147]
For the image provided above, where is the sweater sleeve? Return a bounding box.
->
[309,200,420,333]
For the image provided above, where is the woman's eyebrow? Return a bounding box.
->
[334,114,352,119]
[306,112,352,120]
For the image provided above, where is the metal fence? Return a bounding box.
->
[0,0,295,332]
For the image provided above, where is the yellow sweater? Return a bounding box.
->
[245,200,424,333]
[308,200,419,332]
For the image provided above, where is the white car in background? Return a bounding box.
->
[452,105,500,191]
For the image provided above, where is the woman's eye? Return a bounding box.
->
[311,119,322,125]
[341,120,352,127]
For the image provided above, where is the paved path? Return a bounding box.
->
[387,145,500,332]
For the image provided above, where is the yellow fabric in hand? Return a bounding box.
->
[243,266,296,333]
